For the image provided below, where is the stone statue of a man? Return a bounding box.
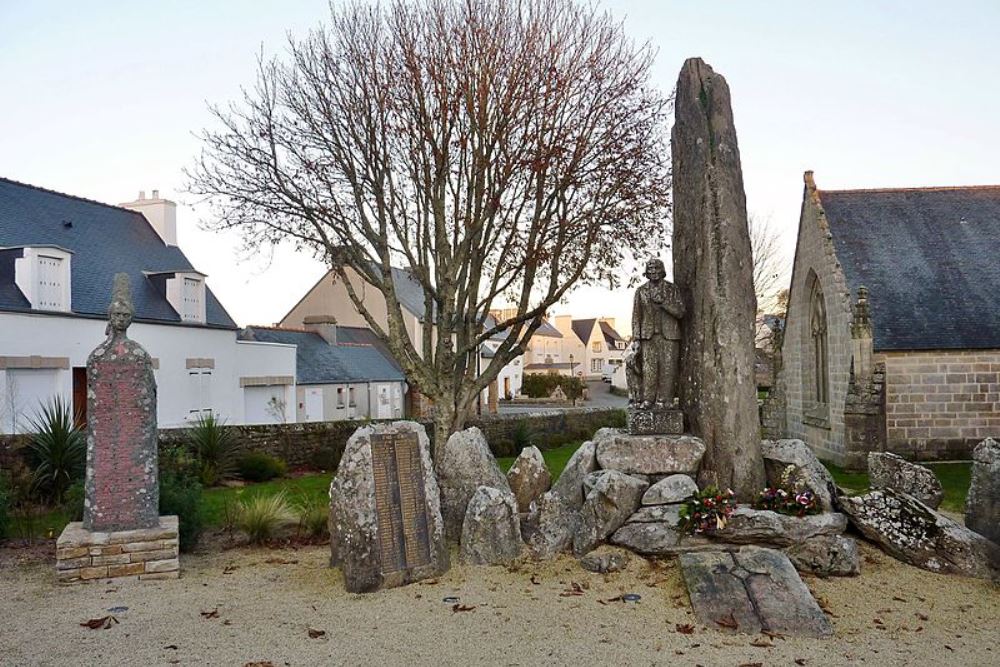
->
[631,258,685,408]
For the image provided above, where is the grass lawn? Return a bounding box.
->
[201,473,332,526]
[496,440,582,480]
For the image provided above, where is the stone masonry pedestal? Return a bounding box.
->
[56,515,179,583]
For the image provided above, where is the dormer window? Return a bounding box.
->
[146,269,207,324]
[11,246,73,312]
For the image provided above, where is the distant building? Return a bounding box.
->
[770,172,1000,467]
[241,323,405,422]
[0,178,296,432]
[555,316,628,379]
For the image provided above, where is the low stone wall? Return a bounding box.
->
[3,408,625,473]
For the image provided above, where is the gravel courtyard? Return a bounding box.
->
[1,540,997,666]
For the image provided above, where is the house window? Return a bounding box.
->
[337,387,345,408]
[591,358,603,373]
[187,368,212,417]
[36,255,65,310]
[348,387,356,407]
[808,276,829,407]
[181,277,203,322]
[592,341,602,353]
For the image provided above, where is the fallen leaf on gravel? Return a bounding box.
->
[559,582,585,597]
[915,626,924,632]
[892,596,907,602]
[604,595,625,603]
[452,604,476,613]
[945,645,955,652]
[223,565,239,574]
[164,645,178,650]
[675,624,695,635]
[80,615,118,630]
[916,612,929,621]
[794,660,806,666]
[223,620,232,626]
[263,557,298,565]
[749,637,772,648]
[738,662,762,667]
[307,628,326,639]
[419,579,439,586]
[873,618,885,626]
[530,575,540,585]
[200,608,219,619]
[244,662,274,667]
[715,612,738,630]
[761,630,785,640]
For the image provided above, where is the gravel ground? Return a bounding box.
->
[1,539,997,666]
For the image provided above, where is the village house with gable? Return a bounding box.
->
[0,178,297,432]
[769,172,1000,468]
[281,268,524,414]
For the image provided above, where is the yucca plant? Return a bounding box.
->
[238,491,295,544]
[27,397,86,504]
[185,413,239,487]
[295,494,329,539]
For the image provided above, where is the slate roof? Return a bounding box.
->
[819,185,1000,350]
[571,318,596,344]
[242,326,405,384]
[0,177,236,328]
[598,320,626,346]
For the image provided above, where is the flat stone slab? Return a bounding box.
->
[714,508,848,547]
[611,521,724,555]
[627,407,683,435]
[595,433,706,476]
[680,547,833,638]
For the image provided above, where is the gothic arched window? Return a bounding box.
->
[809,277,829,406]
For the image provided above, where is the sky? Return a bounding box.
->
[2,1,998,335]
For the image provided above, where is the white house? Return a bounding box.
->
[552,316,628,379]
[241,322,407,422]
[0,178,297,432]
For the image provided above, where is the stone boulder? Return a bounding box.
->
[868,452,943,509]
[714,507,847,547]
[572,471,647,556]
[521,491,577,560]
[329,421,448,593]
[507,446,551,513]
[460,486,522,566]
[840,488,1000,580]
[642,474,698,505]
[626,504,683,525]
[611,522,718,556]
[595,432,706,476]
[966,438,1000,544]
[785,535,860,577]
[437,427,511,541]
[761,439,838,512]
[549,439,597,509]
[579,546,632,574]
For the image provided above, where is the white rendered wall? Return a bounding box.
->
[0,311,296,432]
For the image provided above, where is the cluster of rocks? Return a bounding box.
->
[834,448,1000,581]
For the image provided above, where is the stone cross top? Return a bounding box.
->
[83,273,160,532]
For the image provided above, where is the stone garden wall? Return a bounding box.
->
[1,408,625,473]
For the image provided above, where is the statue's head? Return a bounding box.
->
[107,273,134,335]
[644,258,666,281]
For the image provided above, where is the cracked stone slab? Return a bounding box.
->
[680,547,833,638]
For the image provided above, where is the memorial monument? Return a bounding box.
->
[329,421,448,593]
[55,274,179,583]
[627,258,685,435]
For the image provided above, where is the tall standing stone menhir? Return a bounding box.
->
[56,273,179,583]
[671,57,765,499]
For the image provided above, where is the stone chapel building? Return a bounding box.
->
[769,172,1000,468]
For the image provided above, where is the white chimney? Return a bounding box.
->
[120,190,177,246]
[303,315,338,345]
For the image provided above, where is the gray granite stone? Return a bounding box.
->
[460,486,522,566]
[595,432,706,476]
[680,547,833,637]
[642,474,698,505]
[507,446,551,513]
[761,439,838,512]
[966,437,1000,544]
[785,535,860,577]
[436,426,510,541]
[521,491,577,560]
[549,439,597,510]
[572,471,647,556]
[715,507,847,547]
[868,452,943,509]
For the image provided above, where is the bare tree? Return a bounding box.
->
[749,213,783,314]
[188,0,671,448]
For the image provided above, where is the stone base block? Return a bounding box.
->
[627,407,684,435]
[56,516,179,584]
[595,432,706,475]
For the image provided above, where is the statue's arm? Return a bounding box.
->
[663,286,686,319]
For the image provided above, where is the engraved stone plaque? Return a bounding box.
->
[627,407,684,435]
[371,430,432,575]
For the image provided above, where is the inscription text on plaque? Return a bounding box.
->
[371,431,432,576]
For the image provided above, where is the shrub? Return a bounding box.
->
[160,474,204,552]
[185,413,240,487]
[511,421,536,452]
[677,486,737,535]
[0,472,10,539]
[238,452,288,482]
[295,494,329,539]
[26,397,86,504]
[63,478,85,522]
[238,491,295,544]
